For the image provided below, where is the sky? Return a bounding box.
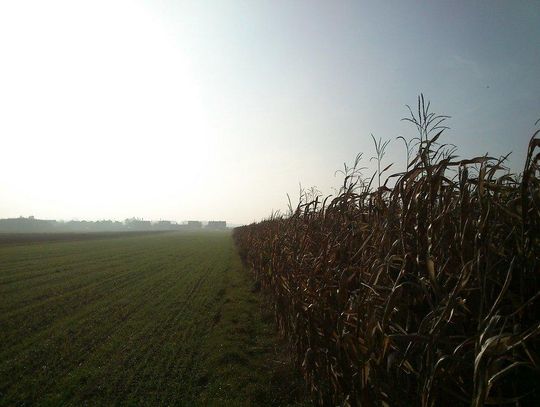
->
[0,1,539,225]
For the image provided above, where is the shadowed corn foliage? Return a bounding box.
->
[233,96,540,406]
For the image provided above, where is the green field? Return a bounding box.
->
[0,231,303,406]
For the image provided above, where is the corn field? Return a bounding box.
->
[233,97,540,406]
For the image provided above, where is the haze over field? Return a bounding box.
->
[0,1,538,224]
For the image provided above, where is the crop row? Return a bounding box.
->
[234,97,540,406]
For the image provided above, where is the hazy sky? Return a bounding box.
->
[1,1,539,225]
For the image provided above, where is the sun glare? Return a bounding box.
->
[0,0,209,219]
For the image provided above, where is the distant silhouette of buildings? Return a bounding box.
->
[124,218,152,231]
[154,220,173,230]
[206,221,227,229]
[0,217,227,233]
[187,221,202,229]
[0,216,56,233]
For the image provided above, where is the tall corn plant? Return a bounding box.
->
[233,97,540,406]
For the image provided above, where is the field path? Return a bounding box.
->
[0,231,303,406]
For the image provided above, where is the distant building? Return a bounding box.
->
[153,220,172,230]
[125,218,152,231]
[206,221,227,230]
[187,221,202,228]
